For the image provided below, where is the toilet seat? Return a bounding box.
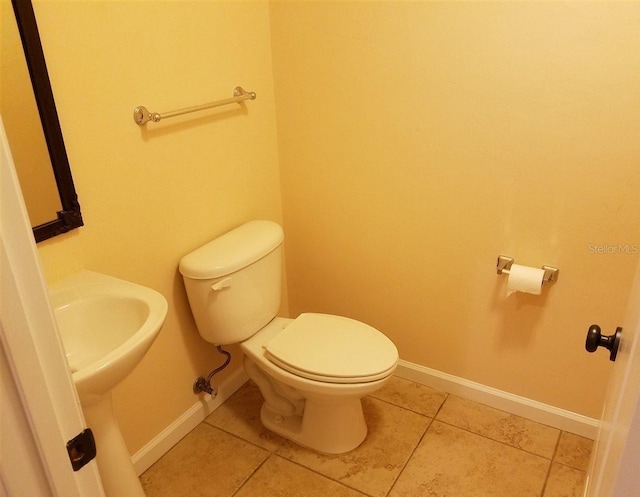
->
[263,313,398,384]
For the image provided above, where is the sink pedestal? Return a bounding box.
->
[83,393,145,497]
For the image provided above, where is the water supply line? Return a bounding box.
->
[193,345,231,396]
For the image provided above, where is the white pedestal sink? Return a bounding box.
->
[49,271,168,497]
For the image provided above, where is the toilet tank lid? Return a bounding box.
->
[179,220,284,280]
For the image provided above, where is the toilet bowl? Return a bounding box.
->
[242,314,397,453]
[179,220,398,453]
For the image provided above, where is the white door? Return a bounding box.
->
[0,118,105,497]
[584,259,640,496]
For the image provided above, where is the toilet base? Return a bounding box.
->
[245,355,368,453]
[260,394,368,454]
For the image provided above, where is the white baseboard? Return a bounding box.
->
[132,367,249,475]
[131,359,599,475]
[395,359,600,439]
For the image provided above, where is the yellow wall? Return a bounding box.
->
[24,0,640,456]
[32,0,283,454]
[270,1,640,419]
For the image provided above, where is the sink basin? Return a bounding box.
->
[49,271,167,497]
[50,271,167,404]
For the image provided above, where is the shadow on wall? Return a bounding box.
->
[493,280,549,349]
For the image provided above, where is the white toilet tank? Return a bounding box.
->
[179,220,284,345]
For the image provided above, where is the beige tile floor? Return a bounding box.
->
[141,377,593,497]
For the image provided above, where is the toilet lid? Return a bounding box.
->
[264,313,398,384]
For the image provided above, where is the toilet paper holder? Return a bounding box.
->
[496,255,559,283]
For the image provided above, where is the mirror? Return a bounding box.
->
[1,0,82,242]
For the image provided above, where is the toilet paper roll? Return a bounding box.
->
[506,264,544,297]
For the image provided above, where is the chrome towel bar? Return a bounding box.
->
[133,86,256,126]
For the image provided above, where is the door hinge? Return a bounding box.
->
[66,428,96,471]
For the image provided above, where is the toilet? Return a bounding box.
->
[179,220,398,454]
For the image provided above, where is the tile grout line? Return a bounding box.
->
[368,391,450,420]
[433,417,558,462]
[369,390,450,497]
[431,395,562,461]
[538,429,562,497]
[432,392,451,419]
[374,384,573,439]
[370,402,561,458]
[384,415,437,497]
[278,455,375,497]
[203,418,375,497]
[202,417,281,455]
[383,392,450,496]
[229,452,273,497]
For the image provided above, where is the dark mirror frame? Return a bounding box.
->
[12,0,83,243]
